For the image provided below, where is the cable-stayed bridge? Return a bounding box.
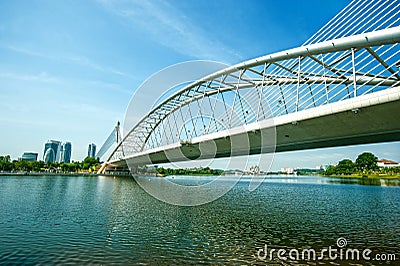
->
[97,0,400,174]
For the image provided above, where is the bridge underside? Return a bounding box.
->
[105,87,400,171]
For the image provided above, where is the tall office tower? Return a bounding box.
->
[62,142,72,163]
[87,143,96,158]
[43,140,61,163]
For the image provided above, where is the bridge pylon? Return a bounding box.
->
[96,121,124,174]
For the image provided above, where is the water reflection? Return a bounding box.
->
[327,177,400,186]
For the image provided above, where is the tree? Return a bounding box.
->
[31,161,45,172]
[70,161,81,172]
[157,167,165,175]
[0,155,13,171]
[60,162,69,172]
[81,157,100,170]
[324,165,336,176]
[356,152,378,171]
[46,161,60,172]
[336,159,355,175]
[14,160,31,171]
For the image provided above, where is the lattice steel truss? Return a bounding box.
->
[101,0,400,164]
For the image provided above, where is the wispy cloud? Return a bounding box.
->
[6,45,52,58]
[97,0,243,63]
[3,44,137,80]
[0,71,132,95]
[0,71,60,83]
[66,55,137,79]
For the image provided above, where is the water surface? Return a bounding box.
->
[0,175,399,265]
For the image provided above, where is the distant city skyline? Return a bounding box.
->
[42,140,74,163]
[0,0,399,170]
[9,140,400,171]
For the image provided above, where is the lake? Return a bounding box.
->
[0,175,399,265]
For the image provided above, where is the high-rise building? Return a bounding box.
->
[59,145,64,162]
[62,142,72,163]
[43,140,61,163]
[87,143,96,158]
[43,140,72,163]
[21,152,38,162]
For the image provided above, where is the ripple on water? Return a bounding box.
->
[0,175,399,265]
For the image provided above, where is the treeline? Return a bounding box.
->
[296,168,324,176]
[156,167,223,176]
[0,156,100,173]
[324,152,400,176]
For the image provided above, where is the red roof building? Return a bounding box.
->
[377,159,400,168]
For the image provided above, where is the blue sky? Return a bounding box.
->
[0,0,399,169]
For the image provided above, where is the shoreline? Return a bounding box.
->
[322,174,400,180]
[0,171,132,177]
[2,172,399,180]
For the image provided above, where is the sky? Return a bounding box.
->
[0,0,399,170]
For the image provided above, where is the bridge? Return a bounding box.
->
[97,0,400,174]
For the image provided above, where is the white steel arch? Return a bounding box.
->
[97,0,400,172]
[105,27,400,163]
